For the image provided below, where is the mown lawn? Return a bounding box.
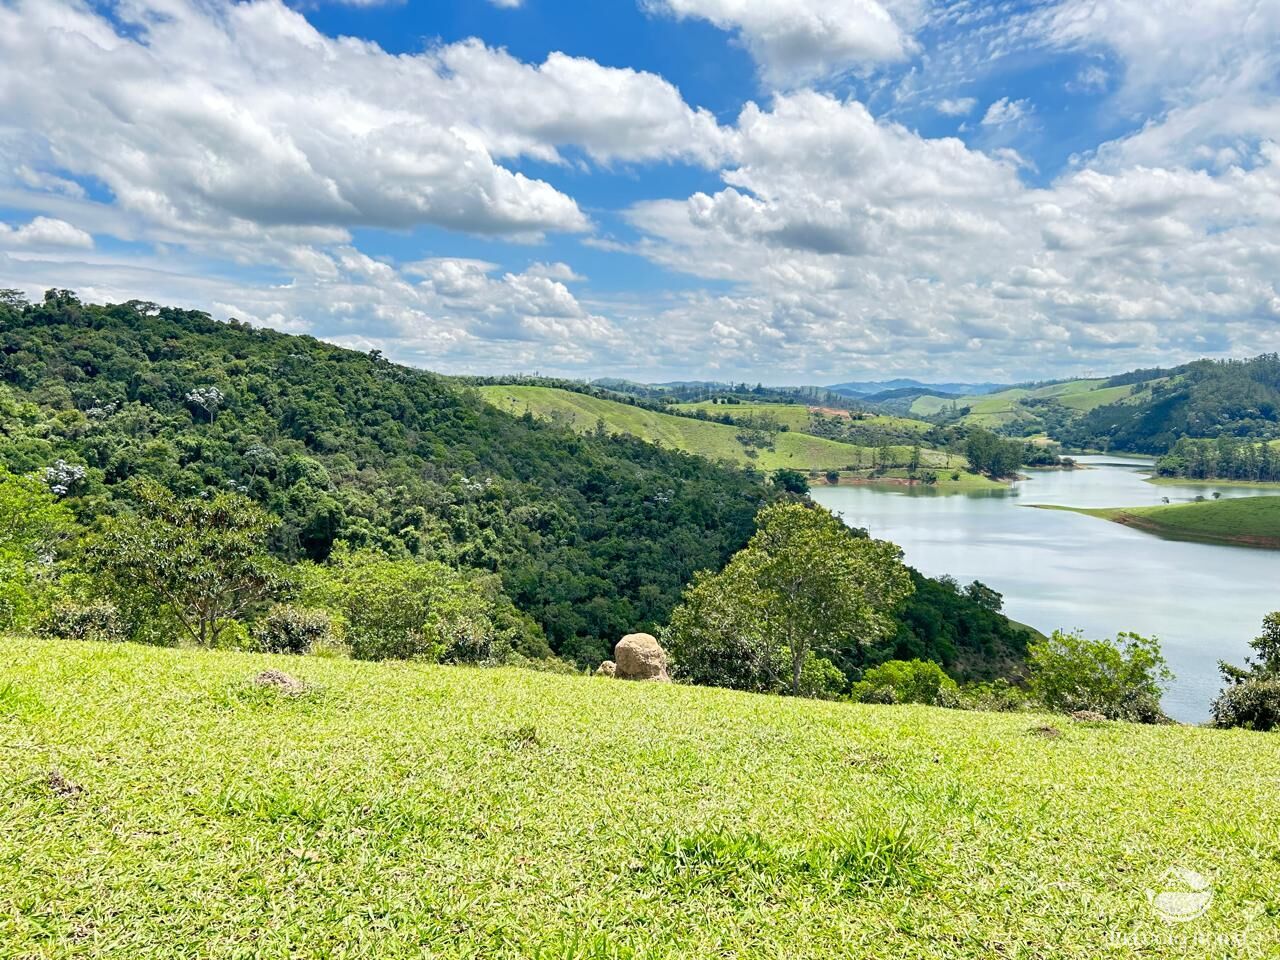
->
[3,637,1278,958]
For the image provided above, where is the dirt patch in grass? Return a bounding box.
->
[251,669,307,695]
[46,768,83,798]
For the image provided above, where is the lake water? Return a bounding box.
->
[811,457,1280,723]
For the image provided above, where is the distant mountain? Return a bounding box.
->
[827,379,1009,398]
[859,386,963,404]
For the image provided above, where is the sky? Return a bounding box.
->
[1,0,1278,385]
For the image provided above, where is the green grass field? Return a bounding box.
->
[479,386,951,474]
[1145,475,1280,490]
[826,467,1003,492]
[3,637,1278,958]
[672,401,934,436]
[672,400,815,431]
[1040,496,1280,548]
[909,379,1167,430]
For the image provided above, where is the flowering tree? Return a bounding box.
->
[42,459,86,497]
[185,386,225,423]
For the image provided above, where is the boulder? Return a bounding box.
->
[595,660,617,677]
[614,633,670,682]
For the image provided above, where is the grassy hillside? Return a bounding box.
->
[672,400,933,436]
[1063,357,1280,453]
[909,379,1165,432]
[672,399,815,431]
[1041,496,1280,548]
[480,385,959,476]
[4,637,1277,958]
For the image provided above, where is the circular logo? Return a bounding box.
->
[1146,867,1213,923]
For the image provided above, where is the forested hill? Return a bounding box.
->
[1055,356,1280,453]
[0,290,1036,679]
[0,290,768,662]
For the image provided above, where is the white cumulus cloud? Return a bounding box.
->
[644,0,926,87]
[0,216,93,249]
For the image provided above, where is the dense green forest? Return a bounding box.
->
[1155,436,1280,482]
[1057,356,1280,454]
[0,289,1030,680]
[0,289,769,662]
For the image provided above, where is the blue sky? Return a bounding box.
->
[0,0,1278,384]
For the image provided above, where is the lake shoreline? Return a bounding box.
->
[813,456,1280,723]
[1030,502,1280,550]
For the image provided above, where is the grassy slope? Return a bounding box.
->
[1039,496,1280,548]
[910,379,1167,430]
[672,400,814,431]
[479,386,961,476]
[673,401,934,436]
[4,638,1277,958]
[1145,475,1280,489]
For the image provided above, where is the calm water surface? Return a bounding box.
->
[811,457,1280,723]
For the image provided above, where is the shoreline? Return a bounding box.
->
[1030,503,1280,550]
[1143,474,1280,490]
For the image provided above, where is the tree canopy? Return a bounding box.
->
[666,502,914,695]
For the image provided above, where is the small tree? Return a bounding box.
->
[666,502,914,696]
[95,483,283,646]
[1027,630,1172,723]
[1212,612,1280,730]
[771,468,809,495]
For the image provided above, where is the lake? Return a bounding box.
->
[811,456,1280,723]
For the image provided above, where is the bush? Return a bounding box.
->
[798,654,846,699]
[38,600,125,643]
[958,678,1029,712]
[1210,679,1280,732]
[300,549,550,664]
[255,604,336,655]
[1027,630,1172,723]
[1212,612,1280,730]
[851,659,959,707]
[213,620,257,652]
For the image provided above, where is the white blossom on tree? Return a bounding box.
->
[185,386,225,422]
[42,459,86,497]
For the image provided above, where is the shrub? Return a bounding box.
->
[213,620,257,652]
[300,549,550,664]
[1027,630,1172,723]
[255,604,335,655]
[798,654,846,699]
[1210,679,1280,732]
[851,659,959,707]
[958,678,1029,712]
[38,600,125,643]
[1212,613,1280,730]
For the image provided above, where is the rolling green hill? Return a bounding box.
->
[480,385,966,478]
[0,293,775,662]
[1039,495,1280,548]
[4,636,1276,958]
[908,378,1167,433]
[671,400,933,436]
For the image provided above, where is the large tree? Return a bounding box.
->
[666,502,914,696]
[95,482,283,646]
